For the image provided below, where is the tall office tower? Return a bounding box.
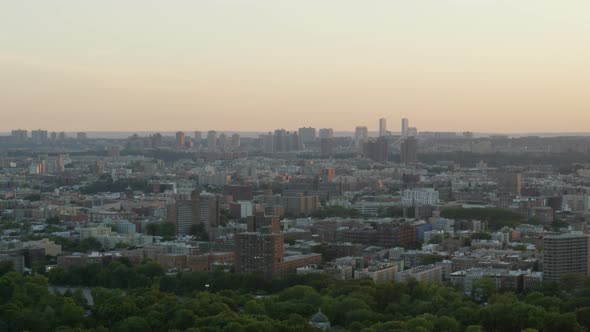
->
[207,130,217,150]
[496,172,522,197]
[167,191,200,236]
[262,133,274,153]
[544,234,590,282]
[379,118,387,137]
[298,127,316,144]
[218,133,228,150]
[400,136,418,164]
[175,131,185,149]
[319,128,334,139]
[231,133,240,148]
[364,136,389,162]
[354,126,369,148]
[76,132,87,140]
[401,118,409,136]
[31,129,48,143]
[194,131,202,145]
[320,138,334,157]
[11,129,28,143]
[50,132,57,140]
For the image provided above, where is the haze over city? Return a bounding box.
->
[2,0,590,133]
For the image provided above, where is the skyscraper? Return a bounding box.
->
[544,234,590,282]
[401,118,409,137]
[379,118,387,137]
[400,136,418,164]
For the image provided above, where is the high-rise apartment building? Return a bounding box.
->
[218,133,228,150]
[31,129,48,143]
[364,137,388,162]
[400,136,418,164]
[319,128,334,139]
[544,234,590,282]
[167,192,200,236]
[271,130,302,153]
[262,133,274,153]
[194,131,202,144]
[298,127,316,144]
[175,131,185,149]
[379,118,387,137]
[11,129,28,143]
[235,213,321,277]
[235,216,284,277]
[167,191,220,236]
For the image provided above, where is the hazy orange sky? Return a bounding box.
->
[1,1,590,133]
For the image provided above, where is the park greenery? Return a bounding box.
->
[311,206,361,219]
[81,174,151,194]
[440,207,526,230]
[1,258,590,331]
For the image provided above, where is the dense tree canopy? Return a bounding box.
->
[5,258,583,331]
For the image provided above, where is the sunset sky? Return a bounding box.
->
[1,1,590,133]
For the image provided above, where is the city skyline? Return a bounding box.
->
[3,1,590,132]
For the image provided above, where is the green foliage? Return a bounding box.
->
[81,174,150,194]
[440,207,525,230]
[145,222,176,238]
[46,216,61,225]
[8,259,590,331]
[470,232,491,240]
[190,223,209,241]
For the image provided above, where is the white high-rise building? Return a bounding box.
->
[379,118,387,137]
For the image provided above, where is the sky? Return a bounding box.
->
[1,1,590,133]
